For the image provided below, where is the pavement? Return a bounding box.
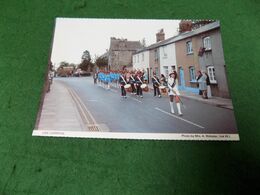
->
[36,80,87,131]
[178,90,233,110]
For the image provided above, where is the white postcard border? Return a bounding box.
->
[33,130,239,141]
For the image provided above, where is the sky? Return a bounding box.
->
[51,18,181,68]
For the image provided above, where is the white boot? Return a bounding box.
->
[170,102,175,114]
[176,103,183,116]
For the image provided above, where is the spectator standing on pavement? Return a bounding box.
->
[205,72,212,98]
[93,72,98,84]
[196,70,203,96]
[46,70,53,93]
[152,73,161,97]
[198,71,208,99]
[168,71,182,116]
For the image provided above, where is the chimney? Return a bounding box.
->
[178,20,192,33]
[156,29,165,42]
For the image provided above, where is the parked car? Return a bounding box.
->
[80,71,91,76]
[73,70,91,77]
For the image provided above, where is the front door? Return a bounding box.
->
[179,67,185,90]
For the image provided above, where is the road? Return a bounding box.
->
[55,77,237,134]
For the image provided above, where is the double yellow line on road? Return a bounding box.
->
[59,81,100,131]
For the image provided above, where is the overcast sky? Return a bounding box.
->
[51,18,181,67]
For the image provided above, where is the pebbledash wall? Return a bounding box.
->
[132,21,230,98]
[132,50,149,72]
[159,41,177,79]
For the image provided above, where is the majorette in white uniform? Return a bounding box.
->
[167,77,180,96]
[168,72,183,116]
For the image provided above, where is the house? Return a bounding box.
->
[132,49,149,73]
[174,21,230,98]
[133,29,176,83]
[108,37,142,70]
[158,37,178,79]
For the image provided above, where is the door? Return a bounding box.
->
[179,67,185,90]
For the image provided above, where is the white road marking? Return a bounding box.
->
[129,97,142,103]
[87,100,98,102]
[155,107,205,129]
[110,89,118,93]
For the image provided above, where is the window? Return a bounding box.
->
[155,49,159,61]
[155,67,159,76]
[207,66,217,84]
[162,46,167,58]
[163,66,168,77]
[142,53,144,61]
[186,41,193,54]
[189,66,196,81]
[134,56,136,63]
[203,36,211,50]
[137,55,139,62]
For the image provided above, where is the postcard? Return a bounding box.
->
[33,18,239,141]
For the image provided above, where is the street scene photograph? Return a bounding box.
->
[33,18,239,141]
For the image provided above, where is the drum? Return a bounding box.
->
[160,86,167,95]
[124,84,131,89]
[159,86,166,89]
[140,84,147,89]
[143,86,149,92]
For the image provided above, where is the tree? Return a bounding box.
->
[59,61,70,68]
[81,50,91,61]
[78,50,94,72]
[95,55,108,70]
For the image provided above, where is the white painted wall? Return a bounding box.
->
[132,50,149,71]
[159,43,177,77]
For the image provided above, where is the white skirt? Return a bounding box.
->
[168,88,180,96]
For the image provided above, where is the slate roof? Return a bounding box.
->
[133,21,220,55]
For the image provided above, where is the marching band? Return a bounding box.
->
[95,69,183,116]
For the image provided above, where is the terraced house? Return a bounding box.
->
[175,21,230,98]
[133,29,177,83]
[132,21,229,98]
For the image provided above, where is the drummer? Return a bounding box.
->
[129,70,136,94]
[119,71,127,98]
[160,74,167,86]
[135,70,143,98]
[152,72,161,98]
